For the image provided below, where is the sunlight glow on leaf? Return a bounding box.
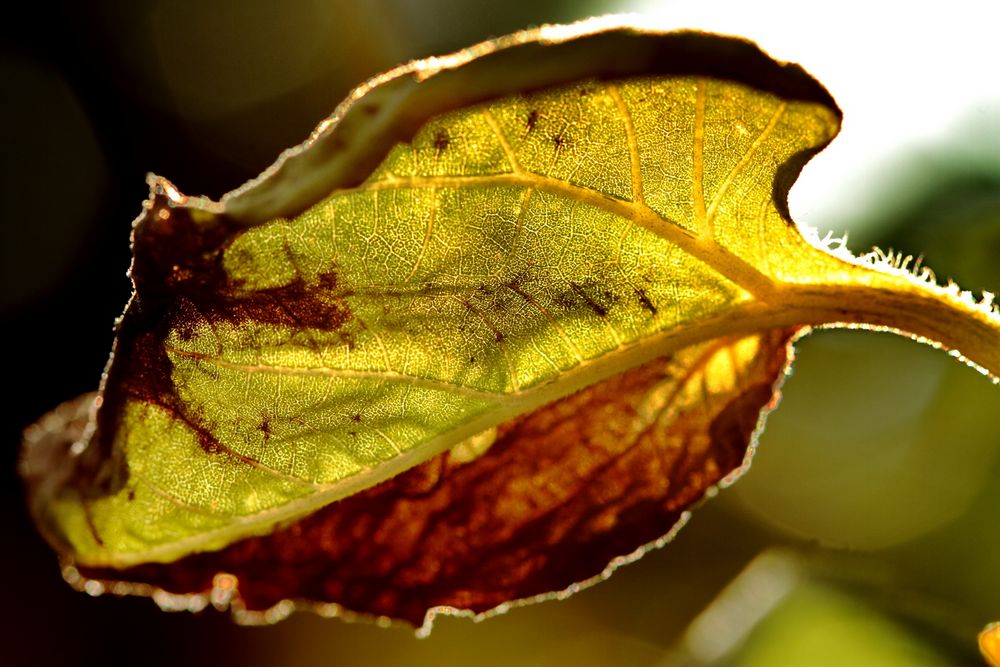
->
[21,18,1000,628]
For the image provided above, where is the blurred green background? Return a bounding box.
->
[2,1,998,665]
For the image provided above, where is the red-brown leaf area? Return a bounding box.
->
[71,329,796,628]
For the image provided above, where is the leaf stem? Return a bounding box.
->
[783,281,1000,381]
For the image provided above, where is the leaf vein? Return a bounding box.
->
[482,108,522,172]
[334,171,774,298]
[405,188,437,281]
[606,83,644,204]
[706,102,786,226]
[692,78,708,231]
[166,346,505,400]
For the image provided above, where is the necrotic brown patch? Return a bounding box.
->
[80,329,796,627]
[83,192,352,487]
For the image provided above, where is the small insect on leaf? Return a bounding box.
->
[21,17,1000,630]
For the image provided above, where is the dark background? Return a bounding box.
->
[3,2,998,665]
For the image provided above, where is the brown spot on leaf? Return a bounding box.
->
[569,281,610,317]
[80,329,796,627]
[433,130,450,156]
[525,109,539,131]
[635,288,658,314]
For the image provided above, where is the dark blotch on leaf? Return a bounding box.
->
[433,130,450,156]
[525,109,539,131]
[635,288,658,314]
[86,192,352,497]
[568,281,611,317]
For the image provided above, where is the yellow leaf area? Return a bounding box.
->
[44,73,999,570]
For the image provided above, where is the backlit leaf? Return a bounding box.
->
[22,19,1000,627]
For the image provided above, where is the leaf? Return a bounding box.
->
[22,19,1000,627]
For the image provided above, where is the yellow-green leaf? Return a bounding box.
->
[22,19,1000,625]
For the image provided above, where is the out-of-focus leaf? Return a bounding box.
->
[982,622,1000,667]
[731,583,956,667]
[670,551,963,666]
[22,19,1000,626]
